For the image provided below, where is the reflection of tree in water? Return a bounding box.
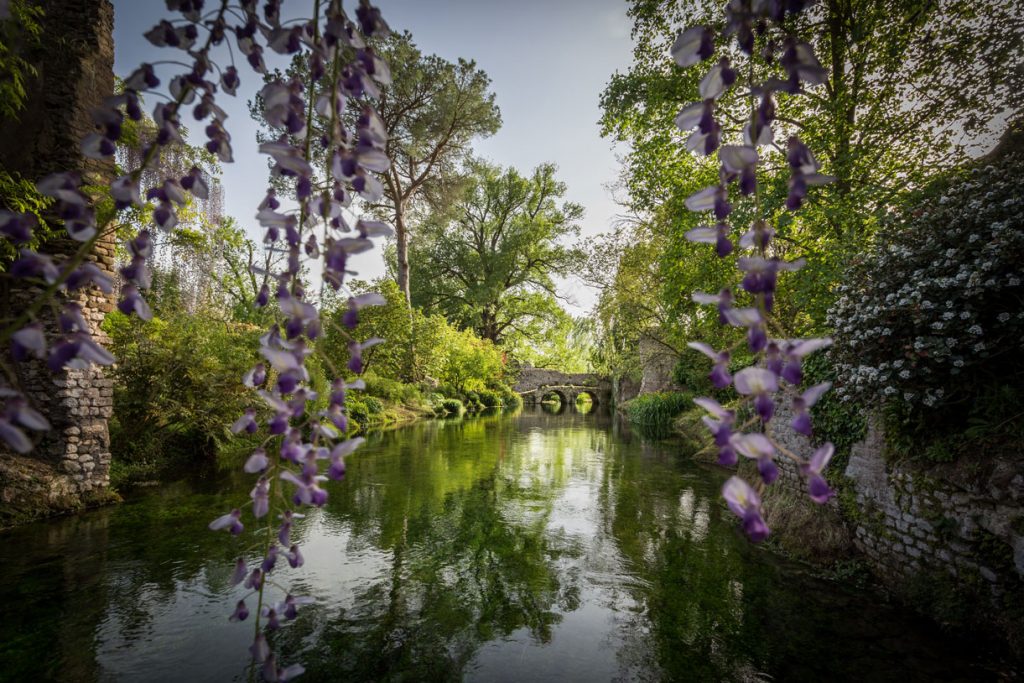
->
[2,408,985,682]
[598,437,988,682]
[291,461,574,679]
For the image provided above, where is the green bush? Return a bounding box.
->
[104,308,261,483]
[363,372,423,406]
[477,389,501,408]
[364,396,384,415]
[346,397,370,428]
[625,391,692,437]
[440,398,464,416]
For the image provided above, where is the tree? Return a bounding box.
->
[408,160,585,345]
[598,0,1024,338]
[251,32,501,305]
[510,312,596,373]
[374,33,501,303]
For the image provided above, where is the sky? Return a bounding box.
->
[110,0,637,315]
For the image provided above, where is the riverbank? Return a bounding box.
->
[1,385,523,529]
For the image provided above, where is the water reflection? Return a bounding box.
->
[0,408,996,681]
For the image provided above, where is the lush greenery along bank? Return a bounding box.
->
[104,275,521,488]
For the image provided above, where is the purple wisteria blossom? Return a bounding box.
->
[687,341,733,389]
[671,26,714,67]
[722,476,769,542]
[802,444,836,503]
[694,398,737,465]
[674,5,838,541]
[731,432,779,484]
[0,390,50,454]
[790,381,832,436]
[209,509,244,535]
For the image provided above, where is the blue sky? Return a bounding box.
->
[111,0,636,314]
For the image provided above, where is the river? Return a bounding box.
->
[0,406,996,681]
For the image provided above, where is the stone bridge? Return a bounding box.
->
[513,367,613,406]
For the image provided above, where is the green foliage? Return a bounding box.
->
[501,390,523,410]
[104,303,261,485]
[0,1,43,121]
[435,325,505,394]
[625,392,692,437]
[802,353,867,478]
[409,159,585,347]
[363,396,384,416]
[440,398,464,416]
[0,170,54,267]
[593,0,1024,384]
[477,389,501,409]
[884,383,1024,465]
[363,373,424,407]
[511,314,596,373]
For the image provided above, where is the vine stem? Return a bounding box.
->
[253,0,323,661]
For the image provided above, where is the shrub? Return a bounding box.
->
[363,373,404,403]
[363,396,384,415]
[496,386,523,409]
[104,309,261,479]
[477,389,501,408]
[440,398,464,416]
[828,130,1024,410]
[625,391,692,436]
[346,397,370,428]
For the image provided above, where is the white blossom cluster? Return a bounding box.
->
[827,145,1024,407]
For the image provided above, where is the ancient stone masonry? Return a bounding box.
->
[638,335,683,396]
[768,401,1024,595]
[513,366,613,406]
[843,416,1024,589]
[0,0,117,524]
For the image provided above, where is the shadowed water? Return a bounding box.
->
[0,407,995,681]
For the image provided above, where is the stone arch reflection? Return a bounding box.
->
[540,390,568,415]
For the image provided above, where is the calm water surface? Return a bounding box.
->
[0,407,996,681]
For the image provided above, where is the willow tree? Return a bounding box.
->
[409,160,584,345]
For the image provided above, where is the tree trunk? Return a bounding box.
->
[394,209,411,306]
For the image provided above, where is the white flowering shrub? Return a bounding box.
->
[828,127,1024,409]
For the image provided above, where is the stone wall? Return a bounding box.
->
[767,400,1024,596]
[614,376,640,406]
[0,0,117,525]
[638,336,683,395]
[844,416,1024,588]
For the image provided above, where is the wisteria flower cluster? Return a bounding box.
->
[0,0,395,677]
[673,2,838,541]
[827,139,1024,407]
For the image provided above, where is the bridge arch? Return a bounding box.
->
[540,388,569,404]
[513,366,613,408]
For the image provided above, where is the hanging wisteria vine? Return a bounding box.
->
[0,0,393,678]
[672,1,837,541]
